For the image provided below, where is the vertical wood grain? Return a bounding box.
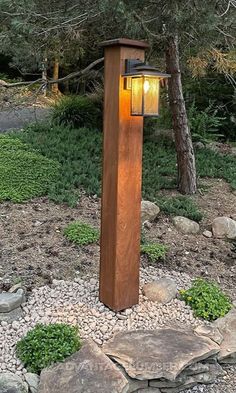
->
[99,42,145,311]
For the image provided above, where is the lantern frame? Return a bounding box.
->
[123,59,170,117]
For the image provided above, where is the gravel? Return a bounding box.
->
[0,266,235,392]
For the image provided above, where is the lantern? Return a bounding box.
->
[123,59,170,117]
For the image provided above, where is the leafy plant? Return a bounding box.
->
[141,242,168,262]
[156,196,203,222]
[180,278,232,321]
[188,102,225,143]
[0,135,59,202]
[16,323,81,374]
[52,95,102,129]
[64,221,99,246]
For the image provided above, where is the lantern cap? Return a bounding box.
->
[123,59,171,79]
[100,38,149,49]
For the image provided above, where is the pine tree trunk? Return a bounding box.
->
[165,34,197,194]
[42,57,47,97]
[51,59,60,95]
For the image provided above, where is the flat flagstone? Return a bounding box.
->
[103,328,220,381]
[213,308,236,363]
[38,339,129,393]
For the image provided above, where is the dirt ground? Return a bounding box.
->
[0,179,235,299]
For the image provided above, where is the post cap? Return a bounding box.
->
[100,38,149,49]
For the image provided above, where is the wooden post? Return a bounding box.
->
[99,38,149,311]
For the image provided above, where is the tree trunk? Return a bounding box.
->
[51,59,60,95]
[42,57,48,97]
[165,34,197,194]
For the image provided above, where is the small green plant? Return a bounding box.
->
[64,221,99,246]
[52,95,102,129]
[16,323,81,374]
[180,278,232,321]
[156,196,203,222]
[141,242,168,262]
[0,135,59,203]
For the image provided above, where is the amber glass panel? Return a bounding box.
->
[143,76,159,116]
[131,77,143,115]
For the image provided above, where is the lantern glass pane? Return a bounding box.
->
[131,77,143,115]
[143,77,159,116]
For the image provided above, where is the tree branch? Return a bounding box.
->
[0,57,104,89]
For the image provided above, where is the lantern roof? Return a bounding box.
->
[123,60,171,79]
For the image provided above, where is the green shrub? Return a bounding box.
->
[18,124,102,205]
[156,196,203,222]
[52,95,102,129]
[180,278,232,321]
[188,102,224,143]
[0,135,59,202]
[64,221,99,246]
[16,323,81,374]
[141,242,168,262]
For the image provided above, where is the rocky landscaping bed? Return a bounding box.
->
[0,177,236,392]
[1,273,236,393]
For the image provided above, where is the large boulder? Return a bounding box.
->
[38,340,129,393]
[103,328,219,381]
[213,308,236,363]
[142,279,177,304]
[212,217,236,240]
[172,217,200,235]
[0,372,28,393]
[141,201,160,223]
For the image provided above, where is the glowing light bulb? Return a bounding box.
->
[144,80,150,94]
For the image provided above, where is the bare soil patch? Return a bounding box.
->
[0,179,235,299]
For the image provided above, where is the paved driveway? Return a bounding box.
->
[0,107,50,132]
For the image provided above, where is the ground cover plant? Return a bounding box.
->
[180,278,232,321]
[141,242,168,262]
[156,196,203,222]
[0,135,59,203]
[16,323,81,374]
[14,123,236,207]
[64,221,100,246]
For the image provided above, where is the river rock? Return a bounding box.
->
[38,340,129,393]
[141,201,160,223]
[203,230,212,238]
[212,217,236,239]
[0,307,23,323]
[172,217,200,235]
[103,328,219,381]
[213,308,236,363]
[25,373,39,393]
[0,372,28,393]
[142,279,177,304]
[0,292,24,313]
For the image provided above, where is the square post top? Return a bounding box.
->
[100,38,149,49]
